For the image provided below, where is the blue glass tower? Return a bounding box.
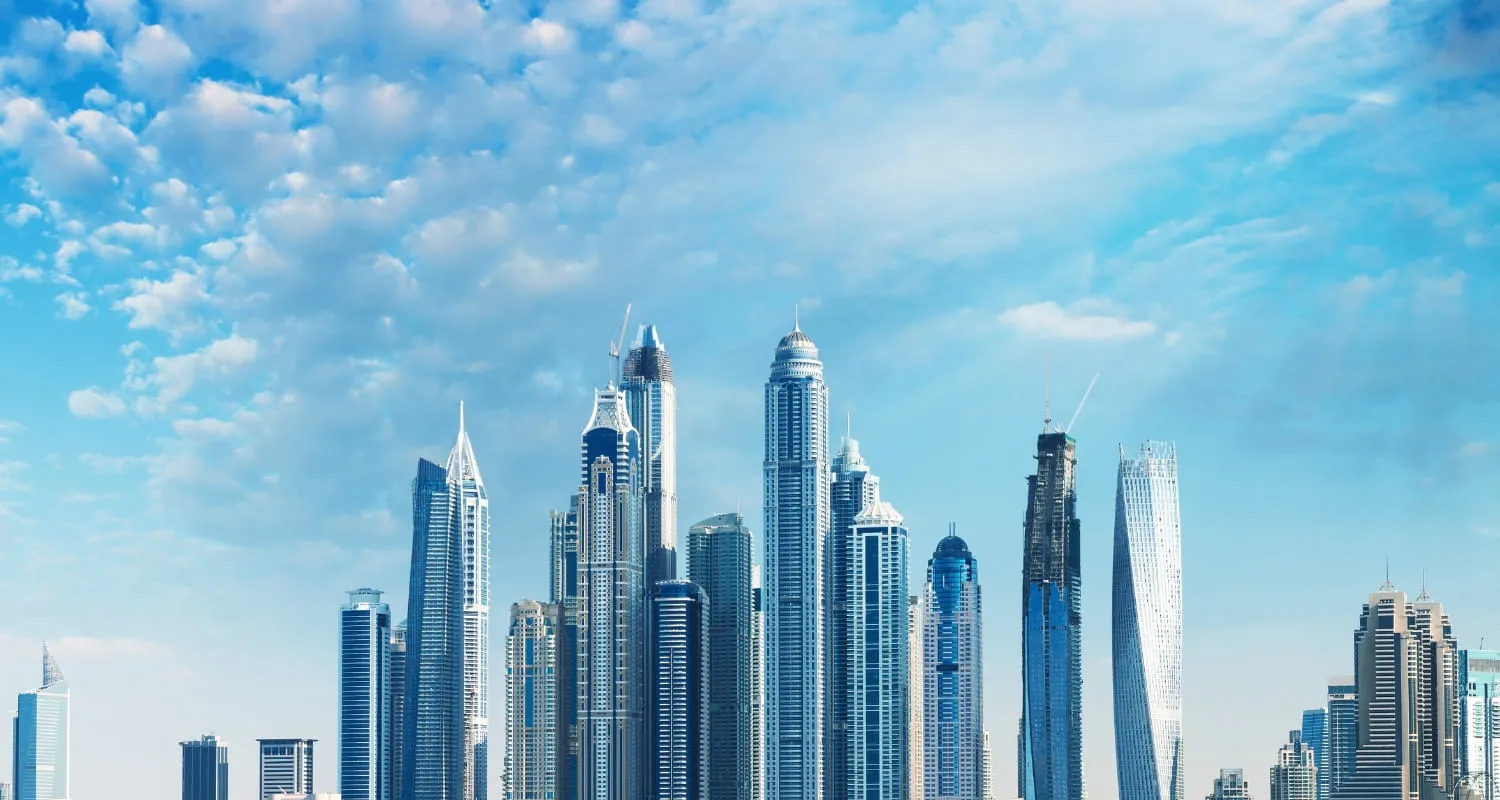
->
[923,533,984,800]
[1300,709,1328,800]
[1020,429,1082,800]
[763,323,829,800]
[1326,680,1357,800]
[13,645,68,800]
[686,513,753,800]
[652,581,709,800]
[551,497,582,800]
[391,623,408,800]
[342,588,392,800]
[181,735,229,800]
[405,458,466,800]
[506,600,559,800]
[1459,650,1500,800]
[826,432,879,800]
[577,386,647,800]
[847,501,909,800]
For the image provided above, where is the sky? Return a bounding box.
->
[0,0,1497,797]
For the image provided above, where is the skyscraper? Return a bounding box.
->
[182,735,230,800]
[847,500,909,800]
[1270,731,1317,800]
[576,386,647,800]
[506,600,558,800]
[342,589,392,800]
[1332,582,1460,800]
[1020,426,1082,800]
[406,457,466,800]
[751,566,764,800]
[1459,650,1500,800]
[258,739,315,800]
[1208,770,1251,800]
[1300,710,1327,800]
[12,645,68,800]
[909,594,925,800]
[447,405,492,800]
[390,623,408,800]
[551,497,581,800]
[1325,680,1357,800]
[652,581,709,800]
[686,513,753,800]
[982,731,994,800]
[1112,442,1183,800]
[1,784,11,800]
[622,324,678,590]
[924,533,984,800]
[826,430,879,800]
[763,322,829,800]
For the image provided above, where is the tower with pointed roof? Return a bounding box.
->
[763,320,830,800]
[924,531,985,800]
[622,324,678,592]
[446,403,492,800]
[13,645,69,800]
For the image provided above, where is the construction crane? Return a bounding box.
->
[1065,372,1100,434]
[608,302,632,384]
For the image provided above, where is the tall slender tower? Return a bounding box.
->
[622,325,678,589]
[764,321,830,800]
[652,581,710,800]
[341,589,392,800]
[13,645,68,800]
[1300,710,1327,800]
[551,498,582,800]
[182,735,230,800]
[447,404,492,800]
[1325,680,1357,800]
[983,731,995,800]
[826,430,879,800]
[390,623,408,800]
[687,514,753,800]
[1112,442,1183,800]
[847,501,909,800]
[1459,651,1500,800]
[577,386,647,800]
[506,600,559,800]
[1020,423,1083,800]
[405,458,466,800]
[909,594,925,800]
[751,566,765,800]
[1270,731,1318,800]
[924,533,985,800]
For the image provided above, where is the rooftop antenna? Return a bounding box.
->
[1043,352,1052,432]
[949,521,957,537]
[1065,373,1101,434]
[458,400,466,434]
[794,302,801,331]
[847,410,852,441]
[608,302,633,386]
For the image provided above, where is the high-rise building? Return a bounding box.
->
[1020,425,1082,800]
[446,404,492,800]
[924,533,984,800]
[550,497,581,800]
[259,739,315,800]
[1,783,11,800]
[1300,710,1327,800]
[12,645,68,800]
[1208,770,1251,800]
[909,594,925,800]
[505,601,558,800]
[763,322,829,800]
[1112,442,1183,800]
[181,735,229,800]
[405,457,466,800]
[390,623,408,800]
[652,581,709,800]
[751,566,764,800]
[622,324,678,589]
[1325,680,1357,800]
[1331,583,1460,800]
[341,589,392,800]
[826,430,879,800]
[576,386,647,800]
[847,500,909,800]
[686,513,753,800]
[1271,731,1317,800]
[1459,650,1500,800]
[982,731,994,800]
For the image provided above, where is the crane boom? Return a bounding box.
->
[609,303,633,383]
[1065,372,1100,434]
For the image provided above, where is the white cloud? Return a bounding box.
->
[0,257,43,283]
[114,270,210,338]
[68,387,128,418]
[5,204,42,227]
[133,334,260,414]
[0,96,113,200]
[409,207,510,267]
[1458,442,1493,458]
[64,30,113,59]
[524,19,574,55]
[55,240,86,272]
[576,114,625,148]
[998,301,1157,341]
[0,419,26,444]
[84,0,140,36]
[82,87,116,108]
[121,24,194,91]
[55,292,92,319]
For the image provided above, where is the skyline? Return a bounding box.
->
[2,0,1499,799]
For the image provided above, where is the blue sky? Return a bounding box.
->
[0,0,1497,797]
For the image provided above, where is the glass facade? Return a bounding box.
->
[652,582,708,800]
[182,735,230,800]
[686,513,753,800]
[258,739,315,800]
[1460,650,1500,800]
[1271,731,1317,800]
[923,534,984,800]
[1112,442,1183,800]
[446,405,492,800]
[623,324,679,591]
[1209,769,1250,800]
[1020,431,1082,800]
[847,501,908,800]
[762,325,829,800]
[13,646,68,800]
[1300,710,1327,800]
[390,623,408,800]
[826,434,879,800]
[506,600,559,800]
[341,589,392,800]
[751,567,764,800]
[1325,681,1356,800]
[550,497,581,800]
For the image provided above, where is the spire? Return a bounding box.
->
[42,642,65,687]
[445,401,483,485]
[1378,559,1396,592]
[794,303,800,332]
[459,400,466,435]
[1417,570,1432,602]
[1043,352,1052,432]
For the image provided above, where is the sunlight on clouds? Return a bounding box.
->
[68,387,128,419]
[998,301,1157,342]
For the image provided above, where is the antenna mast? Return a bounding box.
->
[1043,352,1052,432]
[1065,373,1100,433]
[608,302,633,385]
